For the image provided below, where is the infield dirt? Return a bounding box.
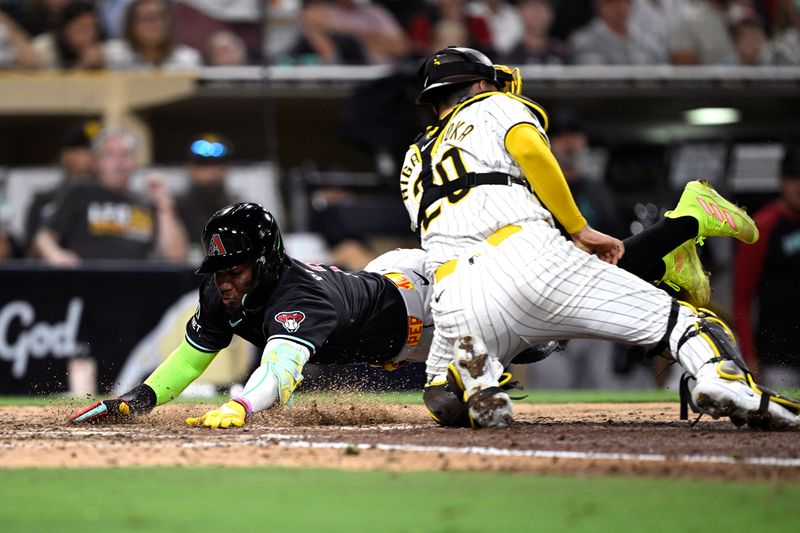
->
[2,401,798,481]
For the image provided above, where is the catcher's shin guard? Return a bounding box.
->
[679,308,800,429]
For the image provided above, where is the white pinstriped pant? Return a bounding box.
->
[426,220,695,380]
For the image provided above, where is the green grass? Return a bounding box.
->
[10,387,800,408]
[0,467,797,532]
[0,389,682,407]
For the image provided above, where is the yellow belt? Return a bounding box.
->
[434,224,522,283]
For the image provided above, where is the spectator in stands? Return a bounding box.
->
[407,0,494,58]
[299,0,409,65]
[549,111,625,237]
[33,128,188,265]
[501,0,569,65]
[548,0,595,42]
[628,0,681,64]
[3,0,70,37]
[734,144,800,387]
[771,0,800,65]
[205,29,248,65]
[0,9,40,67]
[570,0,665,65]
[428,18,469,52]
[105,0,201,70]
[25,120,99,256]
[97,0,134,39]
[263,0,302,64]
[732,18,773,64]
[0,229,14,260]
[670,0,737,65]
[31,1,105,69]
[467,0,523,58]
[175,133,238,258]
[174,0,262,60]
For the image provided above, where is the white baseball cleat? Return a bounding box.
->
[692,360,800,429]
[448,335,513,428]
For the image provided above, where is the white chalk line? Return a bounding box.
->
[274,440,800,468]
[1,423,428,440]
[3,429,800,468]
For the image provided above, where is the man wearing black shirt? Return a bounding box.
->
[33,128,188,265]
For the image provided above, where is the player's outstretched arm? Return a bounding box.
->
[71,384,156,423]
[186,338,310,429]
[71,339,217,423]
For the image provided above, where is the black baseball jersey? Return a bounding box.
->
[185,258,409,364]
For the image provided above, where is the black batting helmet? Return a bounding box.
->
[197,203,288,309]
[416,46,498,105]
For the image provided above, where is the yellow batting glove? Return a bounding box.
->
[186,400,247,429]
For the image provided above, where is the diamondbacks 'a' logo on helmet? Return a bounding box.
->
[208,234,227,256]
[275,311,305,333]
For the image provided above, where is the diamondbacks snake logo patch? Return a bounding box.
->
[275,311,305,333]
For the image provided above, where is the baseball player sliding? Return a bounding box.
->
[73,184,789,429]
[402,46,800,429]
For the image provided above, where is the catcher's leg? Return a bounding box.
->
[664,302,800,429]
[424,359,519,428]
[447,335,513,428]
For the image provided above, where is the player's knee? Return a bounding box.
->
[423,383,470,427]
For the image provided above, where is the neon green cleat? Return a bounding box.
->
[665,180,759,245]
[659,239,711,307]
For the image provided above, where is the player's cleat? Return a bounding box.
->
[692,360,800,430]
[659,239,711,307]
[448,335,513,428]
[665,180,759,245]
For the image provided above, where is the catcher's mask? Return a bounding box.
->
[197,202,288,310]
[416,46,499,105]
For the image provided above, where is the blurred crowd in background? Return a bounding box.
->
[1,0,800,70]
[0,122,240,265]
[1,0,799,386]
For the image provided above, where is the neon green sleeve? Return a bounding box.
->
[144,339,218,406]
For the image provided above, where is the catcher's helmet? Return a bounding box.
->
[416,46,498,105]
[197,203,288,309]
